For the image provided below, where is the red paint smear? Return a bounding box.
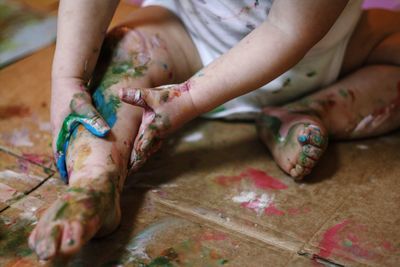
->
[318,220,350,258]
[245,168,288,190]
[215,175,242,186]
[381,241,396,252]
[22,153,48,165]
[264,203,285,216]
[372,82,400,116]
[348,89,356,102]
[201,231,227,241]
[215,168,287,191]
[0,105,30,119]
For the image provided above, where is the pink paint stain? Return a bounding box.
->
[215,167,287,190]
[318,220,351,258]
[318,220,377,261]
[264,203,285,216]
[201,231,227,241]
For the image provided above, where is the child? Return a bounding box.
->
[29,0,400,260]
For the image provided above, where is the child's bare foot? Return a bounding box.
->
[120,82,198,171]
[256,107,328,180]
[29,183,120,260]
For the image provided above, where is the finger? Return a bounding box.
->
[35,224,63,260]
[70,93,110,137]
[129,119,163,172]
[119,88,150,109]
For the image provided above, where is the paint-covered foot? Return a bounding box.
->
[256,107,328,180]
[119,82,198,171]
[28,187,120,260]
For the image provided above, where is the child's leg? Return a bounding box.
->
[29,6,201,259]
[257,9,400,179]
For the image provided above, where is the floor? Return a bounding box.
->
[0,2,400,267]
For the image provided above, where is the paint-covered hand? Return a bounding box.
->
[119,82,197,172]
[52,82,110,181]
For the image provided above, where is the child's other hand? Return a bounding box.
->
[51,78,110,179]
[119,82,197,172]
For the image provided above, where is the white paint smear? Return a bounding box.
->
[39,121,51,132]
[356,144,369,150]
[232,191,274,216]
[8,128,33,147]
[183,132,203,142]
[0,170,43,182]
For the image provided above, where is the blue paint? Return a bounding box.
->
[298,135,308,143]
[92,88,119,128]
[56,113,110,183]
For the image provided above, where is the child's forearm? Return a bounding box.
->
[52,0,119,82]
[188,0,348,115]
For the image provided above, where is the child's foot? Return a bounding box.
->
[256,107,328,180]
[29,185,120,260]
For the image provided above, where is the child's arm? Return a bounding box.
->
[51,0,119,171]
[120,0,349,170]
[188,0,349,113]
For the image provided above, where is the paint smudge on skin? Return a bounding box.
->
[13,195,45,214]
[6,128,33,147]
[306,71,316,77]
[0,105,30,119]
[183,132,203,142]
[0,170,43,182]
[216,168,287,190]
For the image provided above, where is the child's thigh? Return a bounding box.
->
[104,6,203,85]
[341,9,400,75]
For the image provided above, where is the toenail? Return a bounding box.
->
[298,135,308,143]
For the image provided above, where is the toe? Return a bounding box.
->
[302,145,322,160]
[290,164,304,179]
[60,221,83,255]
[308,126,326,147]
[297,153,316,168]
[35,224,63,260]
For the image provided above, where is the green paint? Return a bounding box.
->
[0,217,35,257]
[298,153,308,165]
[218,259,229,265]
[258,114,282,142]
[161,91,170,103]
[343,239,352,247]
[306,71,316,77]
[66,187,86,193]
[68,239,75,246]
[339,89,348,98]
[146,256,174,267]
[206,105,226,115]
[283,78,291,87]
[54,202,69,220]
[112,61,133,74]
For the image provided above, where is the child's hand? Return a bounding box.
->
[119,82,198,172]
[52,78,110,180]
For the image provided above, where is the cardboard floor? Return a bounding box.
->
[1,2,400,267]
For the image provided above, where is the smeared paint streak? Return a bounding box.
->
[126,218,176,260]
[0,170,43,182]
[0,105,30,119]
[200,231,227,241]
[183,132,203,142]
[245,168,288,190]
[7,128,33,147]
[22,153,51,166]
[92,89,120,128]
[264,203,285,216]
[232,191,274,216]
[216,168,287,191]
[0,183,23,203]
[73,144,92,171]
[318,220,350,258]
